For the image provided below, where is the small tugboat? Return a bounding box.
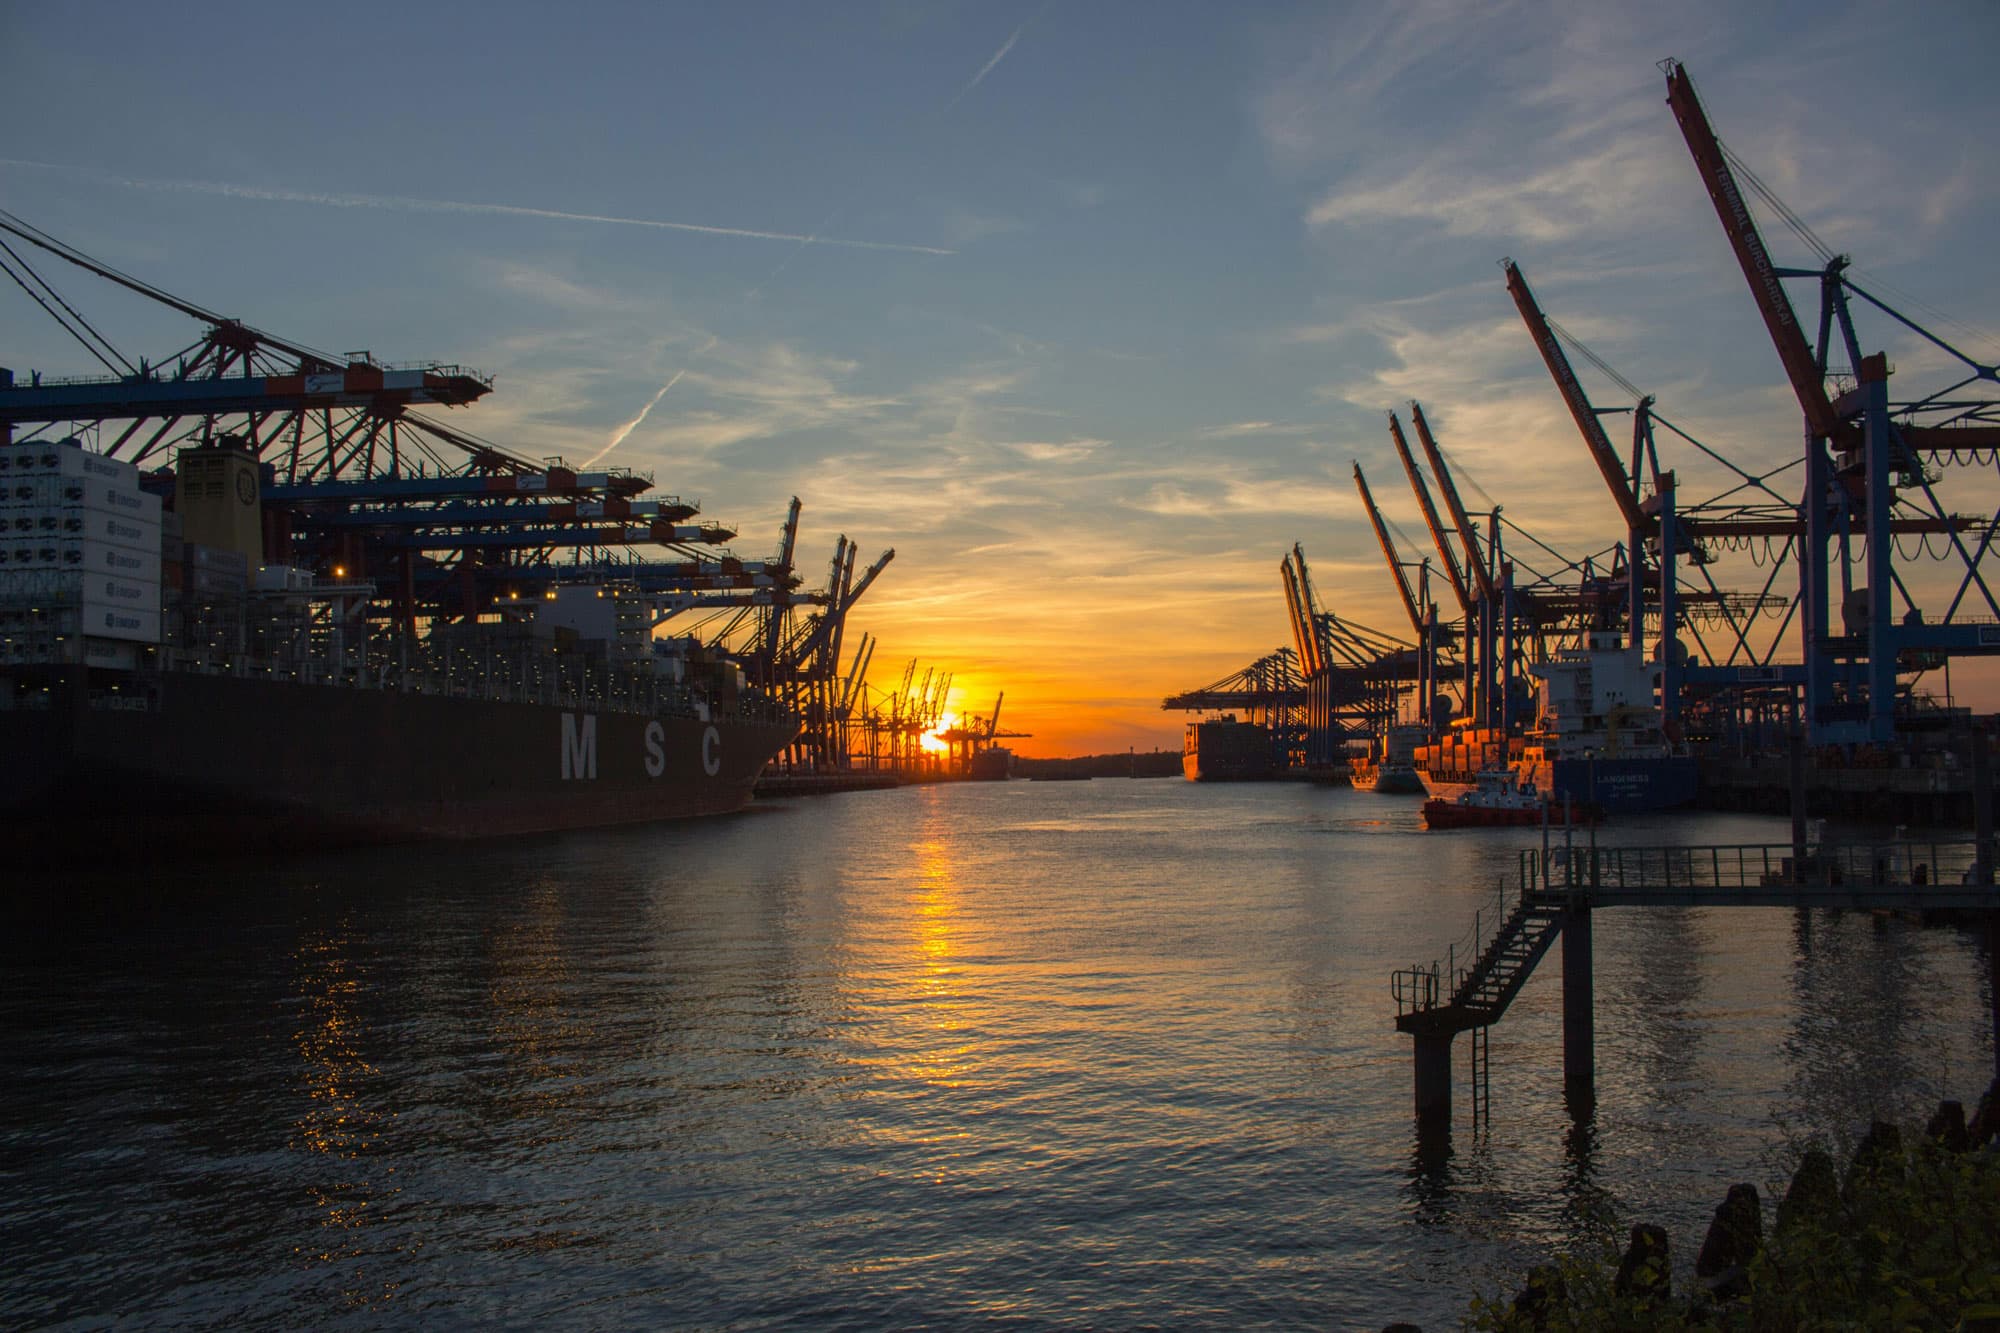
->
[1422,768,1602,830]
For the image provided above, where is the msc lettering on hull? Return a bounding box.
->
[561,713,598,780]
[567,714,725,780]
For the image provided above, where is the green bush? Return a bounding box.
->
[1464,1117,2000,1331]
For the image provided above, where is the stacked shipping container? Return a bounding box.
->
[0,439,164,664]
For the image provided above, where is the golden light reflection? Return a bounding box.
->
[291,924,396,1304]
[913,838,956,960]
[489,879,586,1125]
[896,828,979,1091]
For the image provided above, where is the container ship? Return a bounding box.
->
[1413,723,1514,803]
[1349,722,1426,793]
[1183,715,1274,781]
[1512,631,1696,814]
[3,667,798,848]
[0,439,799,852]
[1416,632,1696,815]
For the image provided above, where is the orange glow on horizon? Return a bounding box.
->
[920,712,957,754]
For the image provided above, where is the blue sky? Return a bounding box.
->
[4,1,1998,751]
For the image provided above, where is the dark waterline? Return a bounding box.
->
[3,781,1992,1328]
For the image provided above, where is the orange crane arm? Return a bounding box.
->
[1353,462,1425,638]
[1280,547,1326,677]
[1280,556,1314,676]
[1387,411,1471,612]
[1293,544,1333,674]
[1502,259,1647,533]
[1662,59,1839,441]
[1409,402,1495,603]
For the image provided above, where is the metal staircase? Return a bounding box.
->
[1394,890,1569,1038]
[1453,894,1567,1024]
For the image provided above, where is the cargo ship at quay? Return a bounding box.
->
[0,214,941,848]
[6,668,797,847]
[1415,632,1696,815]
[0,432,823,865]
[0,438,801,852]
[1349,723,1425,794]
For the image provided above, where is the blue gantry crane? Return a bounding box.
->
[1662,59,2000,744]
[0,211,894,770]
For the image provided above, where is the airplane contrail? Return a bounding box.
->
[586,369,689,468]
[586,334,721,467]
[0,158,955,256]
[746,206,844,302]
[947,25,1024,110]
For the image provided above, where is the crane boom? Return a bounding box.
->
[785,547,895,665]
[824,537,859,679]
[1353,462,1425,638]
[1387,411,1471,612]
[1280,556,1314,676]
[0,208,333,367]
[1409,402,1495,603]
[1280,546,1326,676]
[1502,259,1647,532]
[845,547,895,608]
[840,633,874,714]
[776,496,803,571]
[1662,58,1839,441]
[1294,544,1332,674]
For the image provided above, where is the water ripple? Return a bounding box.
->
[1,781,1990,1328]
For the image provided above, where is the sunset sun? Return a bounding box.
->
[920,713,958,754]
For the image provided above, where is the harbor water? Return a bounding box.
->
[3,780,1993,1328]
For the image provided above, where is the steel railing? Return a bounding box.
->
[1521,839,1995,895]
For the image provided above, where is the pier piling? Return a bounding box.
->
[1980,733,1999,1081]
[1974,733,1991,888]
[1413,1033,1453,1137]
[1562,904,1595,1114]
[1788,732,1807,882]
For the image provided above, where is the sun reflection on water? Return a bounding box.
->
[900,831,978,1091]
[290,924,397,1306]
[488,878,587,1128]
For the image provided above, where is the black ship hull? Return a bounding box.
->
[1182,718,1275,782]
[3,667,799,854]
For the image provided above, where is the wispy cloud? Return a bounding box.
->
[1920,152,1975,235]
[1199,420,1316,439]
[488,260,642,313]
[1002,438,1104,463]
[1306,130,1676,243]
[1254,0,1517,169]
[1128,476,1356,521]
[0,157,956,256]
